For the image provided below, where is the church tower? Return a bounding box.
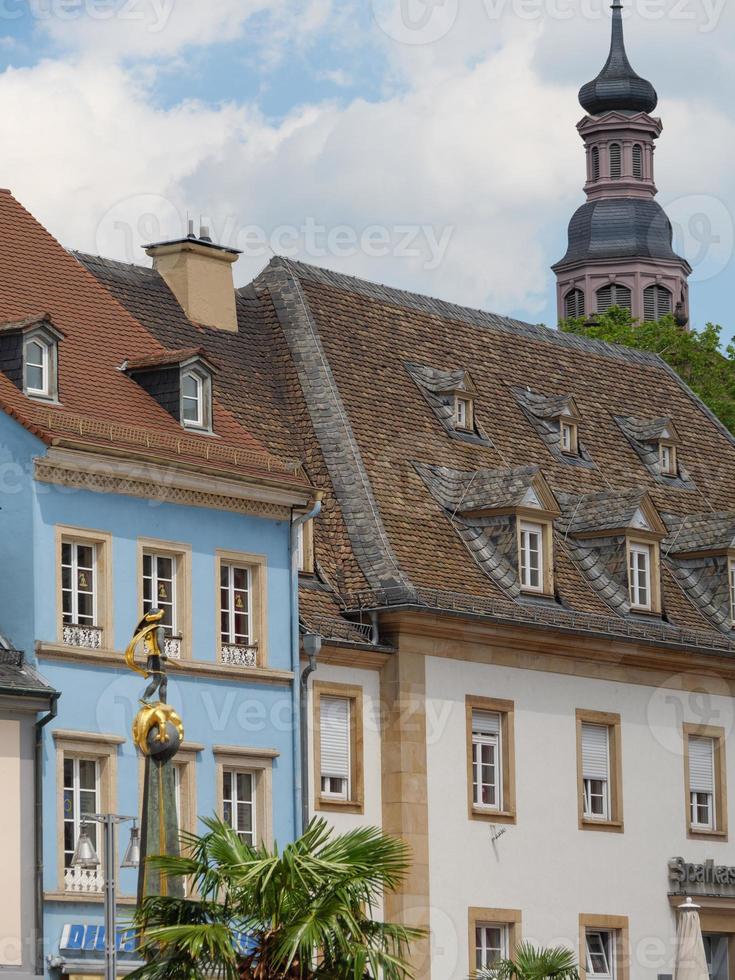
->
[553,1,691,326]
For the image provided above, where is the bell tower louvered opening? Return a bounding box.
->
[565,288,585,319]
[643,284,672,321]
[596,283,632,313]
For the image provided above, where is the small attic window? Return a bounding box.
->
[181,367,212,432]
[23,330,58,401]
[560,419,579,456]
[454,395,473,432]
[659,441,677,477]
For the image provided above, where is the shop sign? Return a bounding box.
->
[60,924,137,954]
[669,857,735,897]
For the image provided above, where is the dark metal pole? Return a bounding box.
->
[103,816,117,980]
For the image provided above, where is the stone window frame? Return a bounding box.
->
[516,516,555,597]
[55,525,114,649]
[466,695,516,825]
[313,680,365,815]
[625,535,662,614]
[214,549,268,666]
[683,722,728,842]
[579,913,629,980]
[137,537,193,660]
[468,907,521,976]
[576,709,624,833]
[213,746,278,849]
[52,729,124,895]
[294,512,315,575]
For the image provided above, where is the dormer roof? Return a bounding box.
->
[557,488,666,537]
[414,462,560,517]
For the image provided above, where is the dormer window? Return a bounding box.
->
[560,419,579,456]
[181,368,211,430]
[730,560,735,626]
[626,537,661,613]
[21,325,60,401]
[518,517,554,596]
[455,395,473,432]
[659,441,677,477]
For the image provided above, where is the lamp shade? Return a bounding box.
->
[121,824,140,869]
[71,826,100,869]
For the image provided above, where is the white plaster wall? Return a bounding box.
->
[425,655,735,979]
[306,663,383,833]
[0,718,22,966]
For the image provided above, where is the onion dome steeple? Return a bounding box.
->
[579,0,658,116]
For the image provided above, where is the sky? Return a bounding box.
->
[0,0,733,336]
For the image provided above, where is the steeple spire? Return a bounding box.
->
[579,1,658,115]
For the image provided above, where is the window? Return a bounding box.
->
[684,726,727,838]
[581,723,610,821]
[220,563,251,646]
[320,696,351,800]
[627,541,652,610]
[658,441,677,476]
[609,143,622,179]
[180,367,211,431]
[632,144,643,179]
[472,709,502,811]
[63,757,99,869]
[294,513,315,574]
[468,909,521,976]
[576,710,623,830]
[596,284,632,313]
[314,682,364,812]
[455,396,473,431]
[643,284,672,321]
[580,916,628,980]
[586,930,614,979]
[591,146,600,181]
[466,696,516,822]
[565,288,585,320]
[729,560,735,625]
[519,521,547,593]
[143,553,177,636]
[61,541,96,628]
[222,769,255,845]
[215,748,275,848]
[24,337,49,396]
[560,419,578,455]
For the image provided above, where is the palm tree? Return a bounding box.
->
[128,816,423,980]
[476,942,580,980]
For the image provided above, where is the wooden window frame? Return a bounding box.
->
[313,680,365,814]
[213,746,277,848]
[294,512,315,575]
[576,710,623,833]
[180,365,212,433]
[579,915,629,980]
[52,730,124,894]
[454,394,474,433]
[729,558,735,626]
[560,419,579,456]
[137,538,192,659]
[215,549,268,666]
[23,327,59,402]
[56,526,113,647]
[468,908,521,976]
[658,441,677,477]
[466,695,516,824]
[625,537,661,614]
[517,519,554,596]
[683,723,728,841]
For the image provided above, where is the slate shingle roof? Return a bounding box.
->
[0,646,57,698]
[80,250,735,654]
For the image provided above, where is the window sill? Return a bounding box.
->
[316,797,364,814]
[469,807,516,824]
[687,826,728,841]
[45,890,137,906]
[579,817,624,833]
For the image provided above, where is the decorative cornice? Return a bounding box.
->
[37,642,294,686]
[52,729,126,745]
[212,745,280,759]
[34,451,298,520]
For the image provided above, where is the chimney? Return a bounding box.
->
[145,225,241,332]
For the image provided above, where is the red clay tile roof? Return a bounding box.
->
[124,347,220,372]
[79,249,735,654]
[0,192,305,488]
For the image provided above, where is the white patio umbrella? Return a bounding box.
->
[674,897,709,980]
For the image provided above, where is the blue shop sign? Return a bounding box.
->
[60,924,137,955]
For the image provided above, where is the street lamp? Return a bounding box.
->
[72,815,139,980]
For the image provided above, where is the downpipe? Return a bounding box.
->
[35,691,60,975]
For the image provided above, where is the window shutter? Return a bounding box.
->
[591,147,600,181]
[633,144,643,178]
[473,710,501,736]
[643,286,656,321]
[596,285,612,312]
[614,285,632,311]
[689,736,715,793]
[581,723,609,779]
[320,697,350,779]
[609,143,622,179]
[565,289,585,319]
[656,286,671,316]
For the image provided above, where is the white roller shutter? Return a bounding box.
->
[689,736,715,793]
[582,723,609,780]
[320,697,350,780]
[472,710,501,736]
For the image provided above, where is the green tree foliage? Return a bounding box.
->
[560,308,735,433]
[475,941,579,980]
[128,816,423,980]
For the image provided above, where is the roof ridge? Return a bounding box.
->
[260,256,668,368]
[72,250,154,274]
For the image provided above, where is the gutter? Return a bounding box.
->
[36,690,60,974]
[290,493,323,837]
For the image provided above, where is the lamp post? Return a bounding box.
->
[71,815,139,980]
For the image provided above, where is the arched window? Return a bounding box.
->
[565,288,585,319]
[596,283,632,313]
[643,284,672,321]
[23,330,58,400]
[632,144,643,179]
[180,366,212,431]
[591,147,600,182]
[609,143,622,180]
